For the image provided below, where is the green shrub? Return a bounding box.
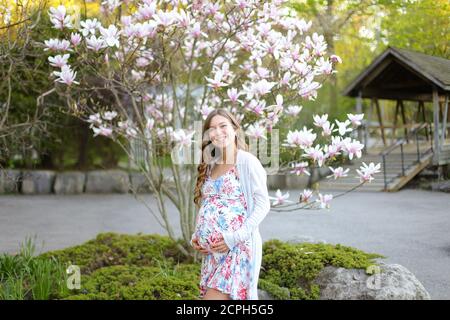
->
[39,232,191,275]
[259,239,384,299]
[60,264,200,300]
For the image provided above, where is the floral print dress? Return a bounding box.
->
[193,166,252,300]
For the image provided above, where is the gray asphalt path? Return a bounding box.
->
[1,189,449,299]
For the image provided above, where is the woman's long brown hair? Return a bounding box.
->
[194,108,248,207]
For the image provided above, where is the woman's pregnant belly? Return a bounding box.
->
[195,199,246,252]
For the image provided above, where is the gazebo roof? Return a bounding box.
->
[343,47,450,102]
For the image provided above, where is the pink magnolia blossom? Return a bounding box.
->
[86,35,107,52]
[344,139,364,160]
[280,71,291,87]
[137,3,156,20]
[226,88,243,105]
[200,105,215,120]
[48,54,70,68]
[304,145,325,167]
[316,194,333,209]
[330,54,342,64]
[102,111,117,121]
[324,144,341,159]
[300,189,314,203]
[154,10,177,28]
[172,129,195,147]
[205,70,228,89]
[190,22,207,39]
[245,79,277,98]
[283,127,316,149]
[44,39,71,52]
[246,124,267,140]
[70,33,82,46]
[49,5,72,30]
[321,121,335,137]
[290,162,310,176]
[285,105,302,117]
[93,126,113,137]
[53,65,78,85]
[87,113,102,127]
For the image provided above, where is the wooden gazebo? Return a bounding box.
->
[343,47,450,166]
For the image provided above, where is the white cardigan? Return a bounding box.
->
[191,148,271,300]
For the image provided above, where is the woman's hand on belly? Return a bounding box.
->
[210,234,230,253]
[191,237,209,254]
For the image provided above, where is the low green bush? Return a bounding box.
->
[39,232,191,275]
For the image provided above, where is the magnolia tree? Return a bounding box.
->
[41,0,380,256]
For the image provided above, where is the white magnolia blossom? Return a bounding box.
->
[327,167,350,180]
[246,124,267,140]
[285,105,302,117]
[343,139,364,160]
[48,54,70,68]
[357,162,381,183]
[347,113,364,127]
[334,119,353,136]
[44,39,71,52]
[269,189,293,206]
[93,126,113,137]
[284,127,316,149]
[80,19,102,37]
[172,129,195,147]
[290,162,310,176]
[53,65,78,85]
[316,193,333,209]
[103,111,118,121]
[100,25,121,48]
[313,114,328,128]
[49,5,72,30]
[304,145,325,167]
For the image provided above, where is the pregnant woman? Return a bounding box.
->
[190,108,270,300]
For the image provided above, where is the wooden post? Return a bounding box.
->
[374,98,386,146]
[433,88,440,163]
[400,100,408,143]
[393,100,400,143]
[441,95,449,147]
[356,90,364,147]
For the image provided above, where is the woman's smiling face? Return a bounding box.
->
[207,115,236,148]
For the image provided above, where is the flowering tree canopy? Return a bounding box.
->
[42,0,380,256]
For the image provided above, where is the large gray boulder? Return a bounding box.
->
[258,263,430,300]
[54,171,86,194]
[85,170,130,193]
[314,264,431,300]
[0,169,21,193]
[21,170,56,194]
